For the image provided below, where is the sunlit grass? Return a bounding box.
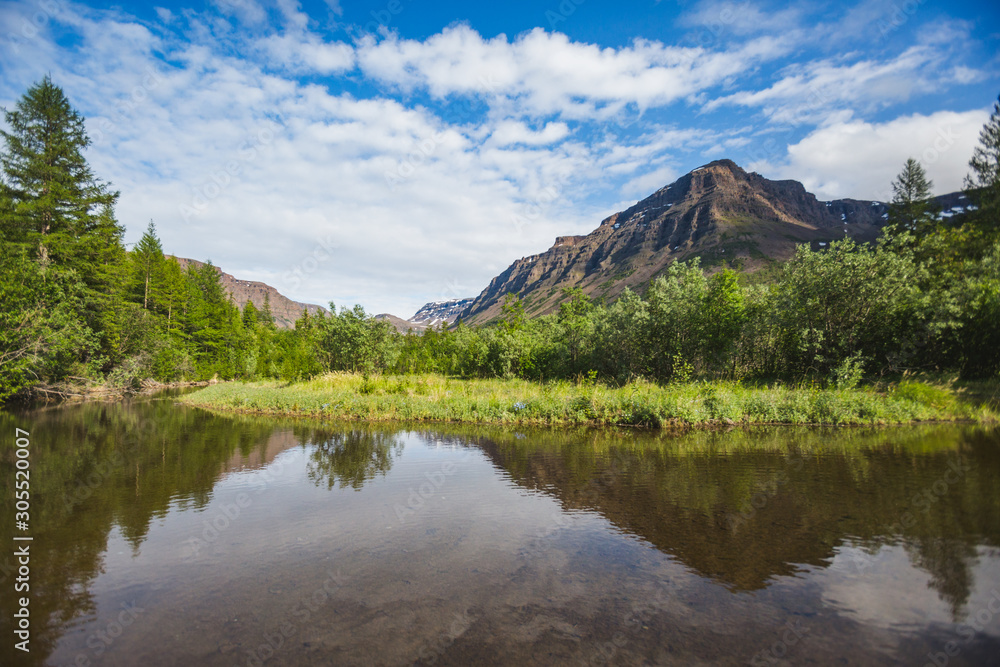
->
[179,372,996,426]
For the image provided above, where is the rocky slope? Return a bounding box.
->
[376,298,475,332]
[170,257,327,329]
[410,298,475,326]
[460,159,897,323]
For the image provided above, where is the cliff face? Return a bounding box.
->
[170,257,327,329]
[460,159,893,323]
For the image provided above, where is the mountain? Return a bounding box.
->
[374,313,424,333]
[410,298,475,326]
[375,298,475,333]
[459,159,965,324]
[170,256,327,329]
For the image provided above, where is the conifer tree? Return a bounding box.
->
[965,93,1000,229]
[131,220,166,311]
[0,75,121,269]
[260,292,276,329]
[242,299,260,329]
[888,158,936,234]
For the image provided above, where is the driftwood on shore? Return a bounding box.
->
[26,378,214,403]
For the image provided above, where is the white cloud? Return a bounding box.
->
[488,121,569,147]
[621,165,680,197]
[754,109,990,200]
[706,45,948,124]
[259,33,355,73]
[356,25,792,118]
[676,0,806,38]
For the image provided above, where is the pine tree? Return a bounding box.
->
[888,158,936,234]
[161,256,187,333]
[0,76,124,378]
[965,93,1000,229]
[131,220,166,311]
[260,292,276,329]
[242,299,260,329]
[0,75,120,268]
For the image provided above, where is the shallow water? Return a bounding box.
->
[2,397,999,666]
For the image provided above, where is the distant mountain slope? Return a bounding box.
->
[170,256,327,329]
[376,298,475,332]
[410,298,474,326]
[374,313,425,333]
[460,159,969,324]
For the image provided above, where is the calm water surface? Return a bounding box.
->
[2,395,999,666]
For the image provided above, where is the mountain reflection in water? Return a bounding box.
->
[1,398,998,666]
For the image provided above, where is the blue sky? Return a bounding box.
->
[1,0,998,316]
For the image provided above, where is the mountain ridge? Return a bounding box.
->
[458,159,971,324]
[169,256,327,329]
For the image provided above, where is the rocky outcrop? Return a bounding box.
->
[170,256,327,329]
[459,159,896,323]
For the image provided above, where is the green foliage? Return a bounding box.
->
[315,304,398,374]
[183,372,991,426]
[774,238,925,377]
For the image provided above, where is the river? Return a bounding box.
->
[1,393,999,665]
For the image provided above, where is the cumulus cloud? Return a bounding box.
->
[355,25,792,118]
[754,109,990,200]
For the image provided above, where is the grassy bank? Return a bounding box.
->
[178,373,995,426]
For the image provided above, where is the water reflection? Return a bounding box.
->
[305,429,404,490]
[464,425,1000,610]
[1,399,998,666]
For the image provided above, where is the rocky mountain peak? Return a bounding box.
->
[460,159,894,324]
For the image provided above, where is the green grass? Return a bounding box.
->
[179,373,995,427]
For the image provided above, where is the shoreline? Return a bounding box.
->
[23,378,217,404]
[177,373,996,428]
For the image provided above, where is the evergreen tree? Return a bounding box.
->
[260,292,276,329]
[0,76,124,378]
[130,220,166,311]
[242,299,260,330]
[0,75,120,268]
[160,256,187,333]
[965,93,1000,230]
[888,158,936,234]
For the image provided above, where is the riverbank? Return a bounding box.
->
[26,378,216,403]
[178,373,996,426]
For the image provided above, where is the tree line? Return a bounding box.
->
[1,78,998,402]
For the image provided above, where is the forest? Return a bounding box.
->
[1,77,999,404]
